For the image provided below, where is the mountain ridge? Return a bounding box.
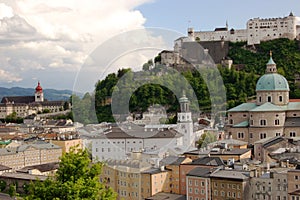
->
[0,87,79,101]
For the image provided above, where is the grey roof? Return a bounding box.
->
[100,126,183,139]
[142,168,169,175]
[0,172,47,181]
[0,148,16,156]
[0,164,11,171]
[17,141,61,152]
[210,169,250,180]
[1,96,35,104]
[263,137,285,148]
[285,117,300,127]
[183,156,224,166]
[209,138,248,146]
[186,167,216,177]
[185,148,251,156]
[17,162,59,173]
[160,156,188,166]
[145,192,186,200]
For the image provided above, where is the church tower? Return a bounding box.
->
[256,52,289,106]
[177,93,194,147]
[35,81,44,102]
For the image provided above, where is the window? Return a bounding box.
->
[260,133,267,139]
[275,119,280,125]
[267,96,272,102]
[221,191,225,196]
[290,132,296,137]
[227,191,231,197]
[276,132,281,136]
[195,188,199,194]
[295,175,299,180]
[195,180,198,186]
[279,96,283,102]
[214,190,218,196]
[250,120,254,125]
[260,119,266,126]
[238,132,244,139]
[229,119,233,124]
[250,133,253,138]
[189,188,192,193]
[259,96,262,102]
[201,181,205,186]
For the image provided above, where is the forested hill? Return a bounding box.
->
[73,38,300,124]
[228,38,300,84]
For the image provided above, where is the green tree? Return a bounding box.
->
[196,132,217,149]
[8,183,17,198]
[0,180,6,192]
[25,148,117,200]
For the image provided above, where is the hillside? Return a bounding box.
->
[0,87,75,101]
[228,38,300,98]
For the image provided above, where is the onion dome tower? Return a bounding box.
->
[35,81,44,102]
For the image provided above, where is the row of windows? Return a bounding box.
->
[213,182,241,190]
[188,179,206,186]
[96,140,143,144]
[258,95,283,103]
[213,190,241,198]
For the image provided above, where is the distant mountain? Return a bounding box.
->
[0,87,80,101]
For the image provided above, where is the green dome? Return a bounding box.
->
[256,73,289,91]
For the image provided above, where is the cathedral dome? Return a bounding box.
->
[256,73,289,91]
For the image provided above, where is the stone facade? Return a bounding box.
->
[226,56,300,148]
[189,13,300,45]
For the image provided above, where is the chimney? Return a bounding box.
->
[267,162,270,172]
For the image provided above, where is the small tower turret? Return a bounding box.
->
[35,81,44,102]
[177,92,194,148]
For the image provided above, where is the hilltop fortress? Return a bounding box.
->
[188,12,300,45]
[160,13,300,65]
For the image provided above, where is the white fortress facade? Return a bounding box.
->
[188,12,300,45]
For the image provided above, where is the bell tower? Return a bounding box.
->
[35,81,44,102]
[177,92,194,147]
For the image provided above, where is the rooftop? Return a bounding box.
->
[183,156,224,166]
[145,192,186,200]
[186,167,217,177]
[0,172,47,181]
[210,169,250,180]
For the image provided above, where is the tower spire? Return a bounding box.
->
[266,51,277,73]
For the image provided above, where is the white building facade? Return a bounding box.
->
[188,13,300,45]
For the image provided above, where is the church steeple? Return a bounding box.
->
[266,51,277,73]
[35,81,44,102]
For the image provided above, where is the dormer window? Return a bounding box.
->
[267,96,271,102]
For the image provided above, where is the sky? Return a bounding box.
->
[0,0,299,92]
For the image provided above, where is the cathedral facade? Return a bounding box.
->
[226,55,300,144]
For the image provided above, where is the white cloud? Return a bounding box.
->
[0,3,13,19]
[0,0,154,88]
[0,69,22,82]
